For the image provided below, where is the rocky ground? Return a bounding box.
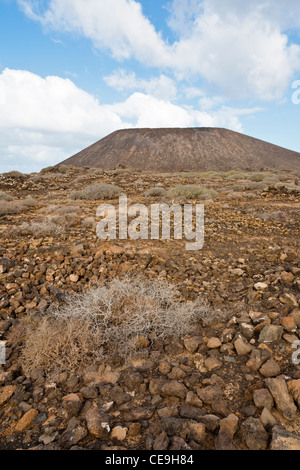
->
[0,166,300,451]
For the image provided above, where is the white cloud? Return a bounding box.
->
[18,0,300,101]
[18,0,170,65]
[0,68,126,172]
[0,68,260,172]
[104,70,178,100]
[167,1,300,100]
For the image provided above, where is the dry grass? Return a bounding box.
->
[166,184,217,200]
[81,216,96,228]
[144,187,166,197]
[29,172,66,183]
[18,219,66,237]
[38,204,81,216]
[0,191,14,201]
[69,183,122,200]
[14,276,211,376]
[0,197,37,216]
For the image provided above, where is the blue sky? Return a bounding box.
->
[0,0,300,173]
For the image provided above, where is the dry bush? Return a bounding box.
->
[38,204,81,216]
[243,181,269,191]
[56,164,74,174]
[17,276,211,376]
[0,191,14,201]
[256,211,287,221]
[222,171,247,180]
[82,217,96,228]
[40,165,56,174]
[274,182,300,192]
[30,172,65,183]
[86,168,105,176]
[198,171,218,178]
[19,218,66,237]
[69,183,122,200]
[0,197,37,216]
[230,185,246,192]
[166,184,217,200]
[145,187,166,197]
[1,171,26,178]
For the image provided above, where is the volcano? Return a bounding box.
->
[61,128,300,172]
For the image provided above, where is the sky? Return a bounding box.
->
[0,0,300,173]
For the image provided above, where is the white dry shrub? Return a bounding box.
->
[20,218,66,237]
[19,276,211,375]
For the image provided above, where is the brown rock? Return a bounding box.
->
[214,414,239,451]
[123,407,154,422]
[197,385,223,405]
[86,408,110,439]
[270,426,300,450]
[15,409,39,432]
[260,408,277,429]
[183,337,201,353]
[280,293,299,308]
[234,337,252,355]
[58,417,87,449]
[161,381,188,399]
[259,359,281,378]
[287,379,300,407]
[253,389,274,409]
[281,316,297,332]
[266,378,297,420]
[100,371,120,385]
[259,325,283,343]
[246,348,272,371]
[62,393,83,418]
[240,417,268,450]
[111,426,127,441]
[188,422,206,444]
[207,337,222,349]
[178,405,206,421]
[211,399,231,418]
[153,431,169,451]
[204,357,222,372]
[0,385,16,407]
[149,378,167,395]
[185,391,203,408]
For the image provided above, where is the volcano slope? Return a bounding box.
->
[0,165,300,451]
[61,128,300,172]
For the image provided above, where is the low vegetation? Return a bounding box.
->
[69,183,122,200]
[14,276,211,375]
[0,197,37,216]
[0,191,14,201]
[166,184,218,200]
[144,187,166,197]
